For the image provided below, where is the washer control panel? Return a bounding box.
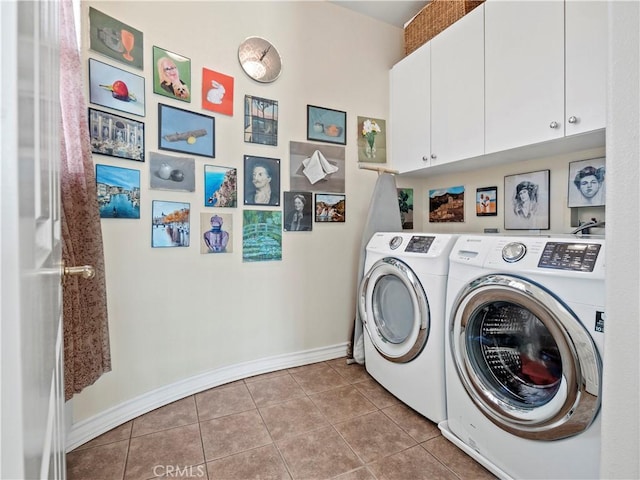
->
[405,235,435,253]
[538,242,602,272]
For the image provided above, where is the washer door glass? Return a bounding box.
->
[450,274,601,440]
[466,301,562,409]
[359,257,430,363]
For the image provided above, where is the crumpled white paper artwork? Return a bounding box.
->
[302,150,339,185]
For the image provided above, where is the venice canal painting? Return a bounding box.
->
[96,164,140,219]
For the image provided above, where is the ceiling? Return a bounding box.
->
[329,1,430,28]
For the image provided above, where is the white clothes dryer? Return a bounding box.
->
[440,235,605,480]
[359,232,459,423]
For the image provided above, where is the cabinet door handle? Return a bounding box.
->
[568,116,578,124]
[430,154,437,159]
[549,121,559,129]
[422,156,429,162]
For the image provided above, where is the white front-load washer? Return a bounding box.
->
[440,235,605,480]
[359,232,459,423]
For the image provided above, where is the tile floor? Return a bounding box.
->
[66,358,496,480]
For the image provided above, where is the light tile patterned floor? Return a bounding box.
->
[66,358,496,480]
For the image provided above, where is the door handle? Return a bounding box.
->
[61,260,95,284]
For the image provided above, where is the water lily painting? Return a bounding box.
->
[242,210,282,262]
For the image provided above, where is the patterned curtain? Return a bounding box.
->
[59,0,111,400]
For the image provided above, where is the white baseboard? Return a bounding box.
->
[66,343,349,452]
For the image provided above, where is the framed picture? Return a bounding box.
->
[153,46,191,102]
[95,164,140,219]
[358,116,387,163]
[202,68,234,116]
[158,104,215,158]
[200,213,232,254]
[88,58,145,117]
[151,200,190,247]
[476,186,498,216]
[289,141,345,193]
[429,186,464,223]
[307,105,347,145]
[397,188,414,229]
[89,108,144,162]
[149,152,195,192]
[504,170,550,230]
[244,95,278,146]
[283,192,313,232]
[315,194,346,223]
[88,7,143,70]
[243,155,280,206]
[568,158,606,207]
[204,165,237,207]
[242,210,282,262]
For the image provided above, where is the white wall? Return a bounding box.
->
[72,1,403,422]
[396,146,606,235]
[601,2,640,478]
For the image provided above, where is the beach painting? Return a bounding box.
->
[204,165,237,207]
[151,200,190,248]
[95,164,140,219]
[242,210,282,262]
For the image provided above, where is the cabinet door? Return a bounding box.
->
[485,1,565,154]
[389,43,430,173]
[565,1,607,135]
[431,4,484,165]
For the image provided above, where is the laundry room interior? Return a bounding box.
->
[48,1,638,479]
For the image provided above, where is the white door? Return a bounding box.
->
[484,0,565,154]
[430,4,484,166]
[389,42,431,173]
[1,1,66,479]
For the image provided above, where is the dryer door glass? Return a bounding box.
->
[360,257,430,363]
[372,276,414,343]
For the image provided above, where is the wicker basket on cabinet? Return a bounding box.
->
[404,0,485,56]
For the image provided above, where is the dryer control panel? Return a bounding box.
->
[538,242,602,272]
[405,235,435,253]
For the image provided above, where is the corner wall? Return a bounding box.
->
[72,1,403,423]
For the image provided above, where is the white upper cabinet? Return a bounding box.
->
[389,42,431,173]
[565,1,607,135]
[484,1,565,154]
[431,4,485,166]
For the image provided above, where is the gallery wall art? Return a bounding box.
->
[149,152,195,192]
[151,200,190,247]
[153,46,191,102]
[242,210,282,262]
[204,165,237,208]
[200,213,233,254]
[89,7,143,70]
[429,186,464,223]
[89,108,144,162]
[289,141,345,193]
[158,104,215,158]
[504,170,550,230]
[95,164,140,219]
[89,58,145,117]
[202,68,234,116]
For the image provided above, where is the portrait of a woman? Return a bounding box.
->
[283,192,312,231]
[568,158,606,207]
[504,170,550,230]
[153,46,191,102]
